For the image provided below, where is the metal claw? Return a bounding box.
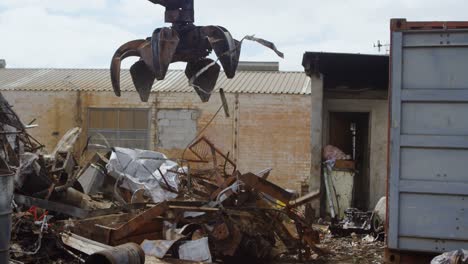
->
[201,26,241,79]
[110,39,153,97]
[111,39,155,102]
[110,0,283,103]
[185,58,220,102]
[130,61,155,102]
[152,27,180,80]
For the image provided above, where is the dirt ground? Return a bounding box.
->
[319,235,385,264]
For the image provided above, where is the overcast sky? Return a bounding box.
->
[1,0,467,71]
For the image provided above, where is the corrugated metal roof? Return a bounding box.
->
[0,68,310,95]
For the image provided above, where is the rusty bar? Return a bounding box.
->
[288,190,320,208]
[111,202,167,242]
[240,173,295,204]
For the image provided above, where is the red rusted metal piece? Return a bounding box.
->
[384,248,436,264]
[189,136,237,175]
[240,172,295,204]
[71,203,167,246]
[391,18,468,31]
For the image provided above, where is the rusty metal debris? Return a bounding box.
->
[329,208,384,240]
[85,243,145,264]
[0,92,327,263]
[110,0,284,103]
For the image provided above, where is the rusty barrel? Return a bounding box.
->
[0,168,15,264]
[85,243,145,264]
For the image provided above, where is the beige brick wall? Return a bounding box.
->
[3,91,80,152]
[2,90,312,192]
[236,94,311,191]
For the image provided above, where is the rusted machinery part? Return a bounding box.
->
[147,0,194,23]
[85,243,145,264]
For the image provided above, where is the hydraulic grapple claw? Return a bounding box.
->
[111,0,283,103]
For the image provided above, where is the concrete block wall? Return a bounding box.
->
[157,109,198,149]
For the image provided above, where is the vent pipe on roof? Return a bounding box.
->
[0,60,5,69]
[237,61,279,72]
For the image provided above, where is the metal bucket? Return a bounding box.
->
[0,168,15,264]
[85,243,145,264]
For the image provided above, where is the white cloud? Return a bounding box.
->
[0,0,107,12]
[0,0,468,70]
[0,6,137,68]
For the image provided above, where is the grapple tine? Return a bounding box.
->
[201,26,240,79]
[130,61,156,102]
[152,27,180,80]
[110,39,148,97]
[185,59,220,102]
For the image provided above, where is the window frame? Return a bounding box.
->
[87,107,151,149]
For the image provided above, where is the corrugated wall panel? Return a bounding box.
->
[389,27,468,253]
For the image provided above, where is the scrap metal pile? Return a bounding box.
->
[0,94,324,263]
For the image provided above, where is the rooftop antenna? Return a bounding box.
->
[373,40,390,54]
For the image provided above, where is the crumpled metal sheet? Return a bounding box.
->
[49,127,81,157]
[141,239,180,259]
[178,237,212,263]
[244,35,284,58]
[106,147,185,203]
[14,153,40,188]
[431,249,468,264]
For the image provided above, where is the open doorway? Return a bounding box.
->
[328,112,370,211]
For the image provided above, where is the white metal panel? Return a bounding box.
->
[401,148,468,182]
[403,48,468,89]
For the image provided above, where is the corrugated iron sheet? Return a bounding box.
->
[0,69,311,95]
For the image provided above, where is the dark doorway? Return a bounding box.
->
[328,112,370,210]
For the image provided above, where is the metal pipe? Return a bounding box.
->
[323,163,336,219]
[0,168,15,264]
[350,122,357,160]
[85,243,145,264]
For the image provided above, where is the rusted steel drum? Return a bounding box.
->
[85,243,145,264]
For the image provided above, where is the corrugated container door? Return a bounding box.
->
[389,20,468,253]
